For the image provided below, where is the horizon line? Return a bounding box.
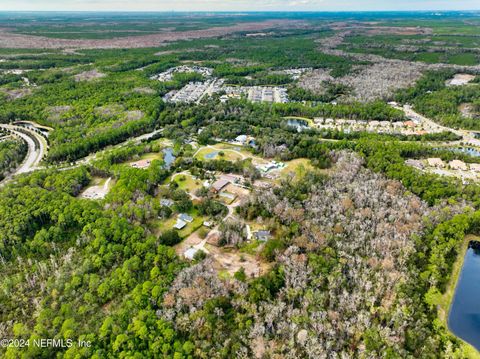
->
[0,9,479,13]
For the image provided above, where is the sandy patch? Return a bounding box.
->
[79,177,112,200]
[447,73,476,86]
[208,245,270,278]
[459,103,478,119]
[74,69,106,82]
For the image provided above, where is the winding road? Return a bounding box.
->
[0,123,48,182]
[393,104,480,147]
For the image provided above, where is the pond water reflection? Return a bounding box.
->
[448,241,480,351]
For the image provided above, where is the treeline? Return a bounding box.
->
[224,73,293,86]
[273,100,406,121]
[288,83,349,103]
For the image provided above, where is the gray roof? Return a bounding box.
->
[160,198,174,207]
[254,230,272,241]
[179,213,193,222]
[174,219,187,230]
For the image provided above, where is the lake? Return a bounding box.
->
[448,240,480,351]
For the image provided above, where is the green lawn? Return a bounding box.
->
[279,158,313,179]
[172,173,203,193]
[153,208,207,239]
[194,146,244,162]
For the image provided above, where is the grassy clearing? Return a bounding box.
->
[194,146,244,162]
[172,173,203,193]
[153,209,206,239]
[239,240,262,255]
[447,53,479,66]
[279,158,313,179]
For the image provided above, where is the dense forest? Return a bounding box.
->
[0,138,27,181]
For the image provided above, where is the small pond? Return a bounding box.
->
[448,240,480,351]
[204,151,218,160]
[162,148,175,169]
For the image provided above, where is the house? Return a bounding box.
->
[130,159,151,169]
[254,230,272,242]
[258,161,284,173]
[184,247,202,260]
[203,221,213,228]
[211,179,230,193]
[220,174,240,183]
[449,160,468,171]
[174,219,187,230]
[178,213,193,223]
[160,198,174,207]
[235,135,248,144]
[427,158,445,168]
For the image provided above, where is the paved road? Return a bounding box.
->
[395,104,480,147]
[71,128,164,168]
[0,123,47,178]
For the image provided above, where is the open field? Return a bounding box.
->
[194,146,245,162]
[279,158,314,179]
[171,172,203,194]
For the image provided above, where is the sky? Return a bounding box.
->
[0,0,479,12]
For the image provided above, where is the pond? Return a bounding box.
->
[451,147,480,158]
[204,151,218,159]
[162,148,175,169]
[448,240,480,351]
